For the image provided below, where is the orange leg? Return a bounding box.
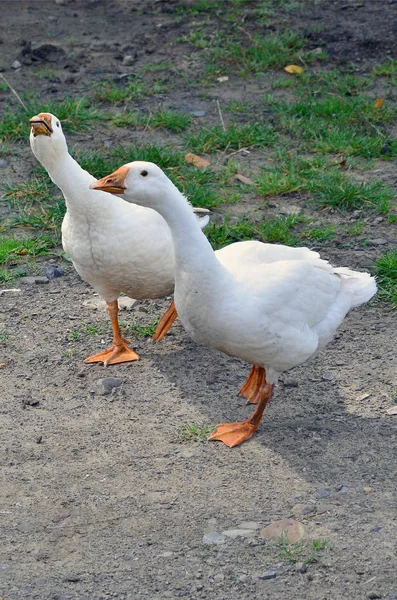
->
[238,364,272,404]
[209,365,273,448]
[152,300,178,342]
[84,300,140,366]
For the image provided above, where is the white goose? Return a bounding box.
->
[91,161,377,447]
[29,113,209,365]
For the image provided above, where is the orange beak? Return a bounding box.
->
[30,113,53,136]
[90,165,129,194]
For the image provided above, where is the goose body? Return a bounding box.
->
[92,161,377,446]
[29,114,209,365]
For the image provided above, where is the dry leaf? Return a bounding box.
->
[217,76,229,82]
[386,405,397,416]
[185,153,210,168]
[234,173,255,186]
[374,98,384,110]
[284,64,303,75]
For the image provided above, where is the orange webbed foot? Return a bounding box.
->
[152,300,178,342]
[84,339,139,366]
[208,421,258,448]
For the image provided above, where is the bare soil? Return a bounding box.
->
[1,1,396,599]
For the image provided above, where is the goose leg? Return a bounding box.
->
[209,366,273,447]
[84,300,140,366]
[152,300,178,342]
[238,365,272,404]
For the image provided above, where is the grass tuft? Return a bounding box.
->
[374,250,397,308]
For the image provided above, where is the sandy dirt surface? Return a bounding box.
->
[1,1,396,599]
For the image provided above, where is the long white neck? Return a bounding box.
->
[147,180,225,283]
[32,142,96,217]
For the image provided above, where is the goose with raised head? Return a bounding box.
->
[29,113,209,365]
[91,161,377,447]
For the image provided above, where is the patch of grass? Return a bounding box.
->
[346,220,365,236]
[0,97,99,142]
[374,250,397,308]
[0,267,26,283]
[0,234,59,264]
[6,175,65,230]
[112,108,191,133]
[185,123,276,153]
[308,175,394,213]
[373,59,397,77]
[92,76,169,104]
[182,423,214,442]
[207,214,304,249]
[278,534,329,565]
[121,319,158,339]
[0,333,9,342]
[300,226,335,242]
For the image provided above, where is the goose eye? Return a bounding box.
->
[140,170,148,177]
[56,121,60,127]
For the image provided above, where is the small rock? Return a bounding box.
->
[122,54,136,66]
[261,519,305,543]
[283,378,299,388]
[315,489,331,499]
[368,238,388,246]
[93,377,123,396]
[17,522,36,533]
[291,503,315,517]
[363,486,372,494]
[367,593,382,599]
[336,485,349,494]
[191,110,206,117]
[0,159,7,168]
[12,60,22,69]
[239,521,261,530]
[118,297,139,311]
[19,276,49,285]
[45,265,64,280]
[77,368,86,378]
[241,150,250,157]
[322,372,334,381]
[36,435,43,444]
[295,562,307,573]
[258,570,277,580]
[202,531,226,545]
[222,528,255,539]
[63,574,81,582]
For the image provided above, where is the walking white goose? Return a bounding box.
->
[91,161,377,447]
[29,113,209,365]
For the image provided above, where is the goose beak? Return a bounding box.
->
[29,113,53,137]
[90,165,129,194]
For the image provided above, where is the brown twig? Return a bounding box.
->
[0,73,28,112]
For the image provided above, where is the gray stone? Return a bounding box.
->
[17,522,35,533]
[283,378,299,388]
[368,238,388,246]
[202,531,226,545]
[258,570,277,580]
[45,265,64,280]
[122,54,136,66]
[19,276,49,285]
[118,297,139,311]
[367,593,382,600]
[94,377,123,396]
[12,60,22,69]
[239,521,261,530]
[222,528,255,539]
[322,372,335,381]
[291,503,315,517]
[0,159,7,168]
[315,489,331,499]
[191,110,206,117]
[295,562,307,573]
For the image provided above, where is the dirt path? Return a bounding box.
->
[1,1,396,599]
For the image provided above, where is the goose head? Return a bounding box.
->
[90,161,173,211]
[29,112,68,164]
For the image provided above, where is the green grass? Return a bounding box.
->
[374,250,397,308]
[0,97,100,142]
[182,423,214,442]
[91,76,169,104]
[111,108,191,133]
[5,175,65,230]
[0,234,59,264]
[185,123,276,153]
[373,59,397,77]
[278,534,329,565]
[121,319,159,339]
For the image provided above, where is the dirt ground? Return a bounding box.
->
[1,1,397,599]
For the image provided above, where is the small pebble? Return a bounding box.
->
[36,435,43,444]
[122,54,136,66]
[258,570,277,580]
[0,159,7,168]
[367,593,382,600]
[45,265,64,280]
[295,562,307,573]
[12,60,22,69]
[93,377,123,396]
[283,378,299,388]
[202,531,226,545]
[315,489,331,499]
